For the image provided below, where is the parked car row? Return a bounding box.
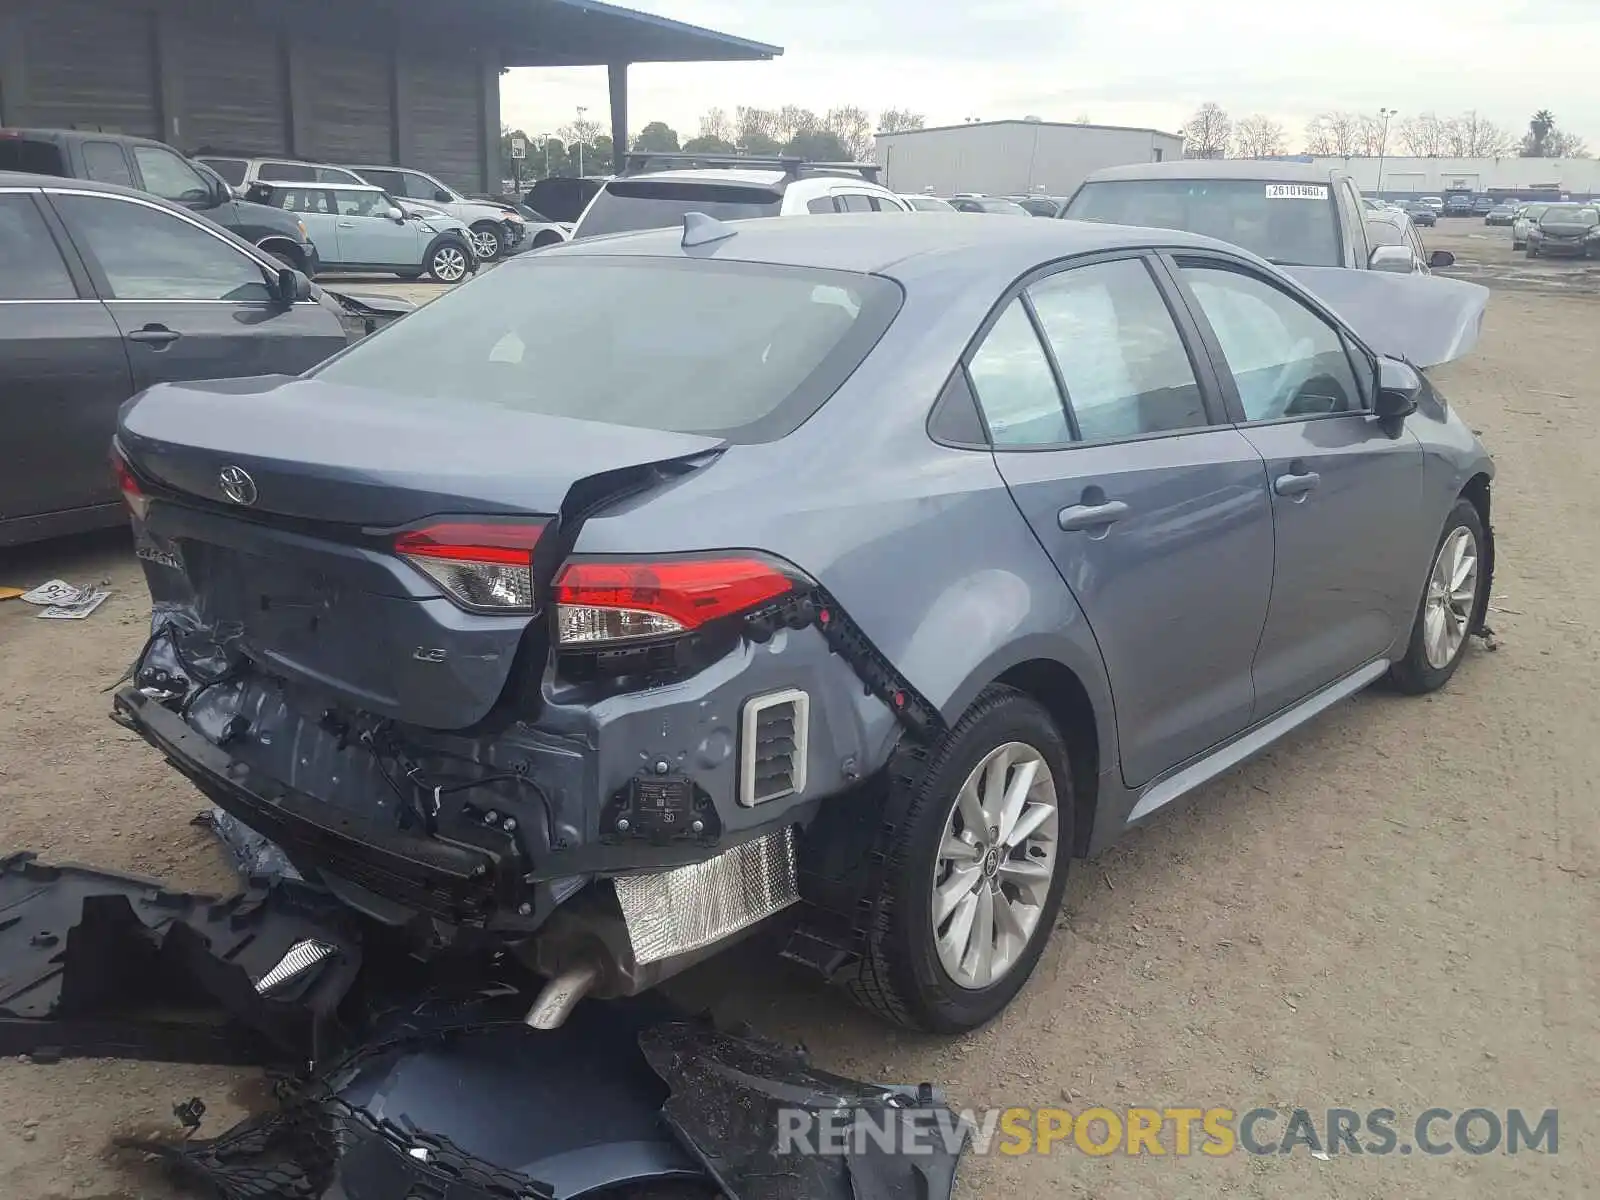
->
[195,153,566,261]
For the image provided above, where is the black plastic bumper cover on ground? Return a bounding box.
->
[0,852,964,1200]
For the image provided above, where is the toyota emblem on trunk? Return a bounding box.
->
[219,465,258,506]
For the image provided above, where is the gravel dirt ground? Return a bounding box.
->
[0,221,1595,1197]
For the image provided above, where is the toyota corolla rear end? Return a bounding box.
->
[111,249,907,1022]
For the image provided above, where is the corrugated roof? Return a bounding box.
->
[501,0,781,66]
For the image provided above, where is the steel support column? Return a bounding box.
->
[608,62,628,173]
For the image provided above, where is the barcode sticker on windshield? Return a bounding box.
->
[1265,184,1329,200]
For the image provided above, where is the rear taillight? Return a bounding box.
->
[553,556,799,645]
[111,450,150,522]
[395,521,545,611]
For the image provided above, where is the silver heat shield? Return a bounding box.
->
[613,828,799,965]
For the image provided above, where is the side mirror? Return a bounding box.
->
[1368,245,1416,274]
[275,267,312,305]
[1428,249,1456,269]
[387,207,405,222]
[1375,357,1421,421]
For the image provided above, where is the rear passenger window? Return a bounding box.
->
[1028,259,1208,440]
[837,194,875,213]
[966,299,1071,447]
[82,142,134,187]
[807,197,838,214]
[0,195,77,299]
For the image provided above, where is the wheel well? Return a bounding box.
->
[471,219,500,231]
[532,229,562,247]
[996,660,1099,857]
[255,237,300,260]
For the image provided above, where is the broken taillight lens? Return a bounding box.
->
[552,556,799,645]
[395,521,545,611]
[111,450,150,522]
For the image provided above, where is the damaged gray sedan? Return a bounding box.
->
[112,213,1495,1034]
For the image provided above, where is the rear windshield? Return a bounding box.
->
[0,138,66,175]
[1067,178,1343,267]
[311,256,902,443]
[575,180,783,238]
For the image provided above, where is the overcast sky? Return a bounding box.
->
[500,0,1595,150]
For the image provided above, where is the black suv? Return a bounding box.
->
[0,129,320,275]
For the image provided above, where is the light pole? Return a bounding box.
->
[1376,107,1397,197]
[576,106,587,177]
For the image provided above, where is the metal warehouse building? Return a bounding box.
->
[0,0,778,193]
[1300,156,1600,200]
[876,118,1184,198]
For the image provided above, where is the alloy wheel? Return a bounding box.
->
[931,741,1060,990]
[471,228,500,259]
[1423,526,1480,669]
[432,246,467,283]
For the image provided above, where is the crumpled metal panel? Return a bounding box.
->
[613,827,799,964]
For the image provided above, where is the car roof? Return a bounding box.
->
[0,169,155,198]
[0,126,170,150]
[255,180,384,191]
[537,210,1246,281]
[1081,159,1344,185]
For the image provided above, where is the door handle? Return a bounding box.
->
[1273,470,1321,497]
[337,220,355,227]
[1058,500,1130,531]
[127,325,181,348]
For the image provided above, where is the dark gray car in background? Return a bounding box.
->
[110,214,1495,1035]
[0,173,352,547]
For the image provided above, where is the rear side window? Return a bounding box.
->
[200,158,248,186]
[354,167,402,192]
[837,194,876,213]
[0,138,67,175]
[1028,259,1207,439]
[807,197,838,214]
[258,162,317,182]
[312,257,902,443]
[575,181,783,238]
[966,299,1071,447]
[0,194,77,299]
[82,141,133,186]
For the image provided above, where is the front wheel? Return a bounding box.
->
[1387,498,1487,694]
[840,686,1073,1032]
[470,222,504,261]
[426,242,470,283]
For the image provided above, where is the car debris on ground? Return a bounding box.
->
[0,850,965,1200]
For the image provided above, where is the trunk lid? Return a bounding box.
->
[119,378,725,730]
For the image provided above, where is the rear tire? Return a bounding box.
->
[1387,498,1487,695]
[840,686,1073,1033]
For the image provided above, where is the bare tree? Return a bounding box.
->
[1072,113,1092,125]
[1304,111,1362,156]
[734,106,779,146]
[824,105,874,161]
[1397,113,1446,157]
[1182,102,1232,159]
[774,105,821,144]
[698,108,732,142]
[559,115,602,150]
[1551,130,1590,158]
[877,108,926,133]
[1435,112,1515,157]
[1354,114,1391,157]
[1233,114,1287,159]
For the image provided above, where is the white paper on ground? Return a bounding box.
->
[38,589,111,619]
[20,580,86,606]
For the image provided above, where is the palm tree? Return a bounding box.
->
[1524,110,1557,157]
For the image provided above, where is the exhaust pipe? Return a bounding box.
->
[524,961,601,1030]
